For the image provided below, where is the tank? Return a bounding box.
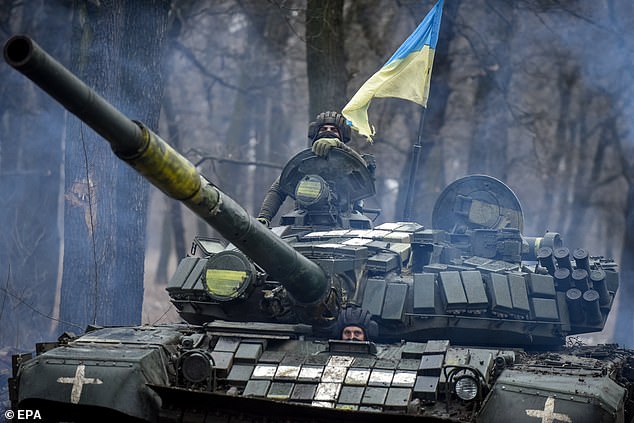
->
[5,35,634,423]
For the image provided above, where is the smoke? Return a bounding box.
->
[2,1,633,379]
[519,2,633,345]
[0,0,75,349]
[447,1,634,345]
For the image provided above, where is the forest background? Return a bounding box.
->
[1,0,633,407]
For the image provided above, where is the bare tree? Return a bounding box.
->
[306,0,346,121]
[59,0,170,330]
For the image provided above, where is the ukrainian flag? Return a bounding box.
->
[342,0,444,141]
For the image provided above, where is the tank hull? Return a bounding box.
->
[11,323,630,422]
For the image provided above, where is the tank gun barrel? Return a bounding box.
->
[4,35,328,305]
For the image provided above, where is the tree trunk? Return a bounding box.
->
[466,1,514,179]
[613,181,634,347]
[158,81,187,278]
[59,0,169,331]
[153,3,207,273]
[250,3,292,215]
[306,0,346,124]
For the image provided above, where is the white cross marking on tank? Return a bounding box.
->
[56,364,103,404]
[525,396,572,423]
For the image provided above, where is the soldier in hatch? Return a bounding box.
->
[336,307,378,341]
[256,111,374,226]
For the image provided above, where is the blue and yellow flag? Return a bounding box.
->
[342,0,444,141]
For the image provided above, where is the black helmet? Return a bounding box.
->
[335,306,378,340]
[308,111,351,143]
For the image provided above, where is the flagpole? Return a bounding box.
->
[402,106,427,221]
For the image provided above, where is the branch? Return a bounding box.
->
[0,285,84,332]
[185,148,284,169]
[267,0,307,43]
[172,39,304,95]
[0,267,9,324]
[173,39,250,94]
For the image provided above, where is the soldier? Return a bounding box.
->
[336,307,378,341]
[256,111,373,226]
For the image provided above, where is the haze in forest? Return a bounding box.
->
[1,2,633,407]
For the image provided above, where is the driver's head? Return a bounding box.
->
[308,111,351,143]
[336,306,377,341]
[341,325,365,341]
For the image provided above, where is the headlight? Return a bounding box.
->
[454,375,479,401]
[205,250,255,301]
[295,175,330,207]
[181,352,212,384]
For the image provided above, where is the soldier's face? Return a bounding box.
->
[318,124,340,137]
[342,325,365,341]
